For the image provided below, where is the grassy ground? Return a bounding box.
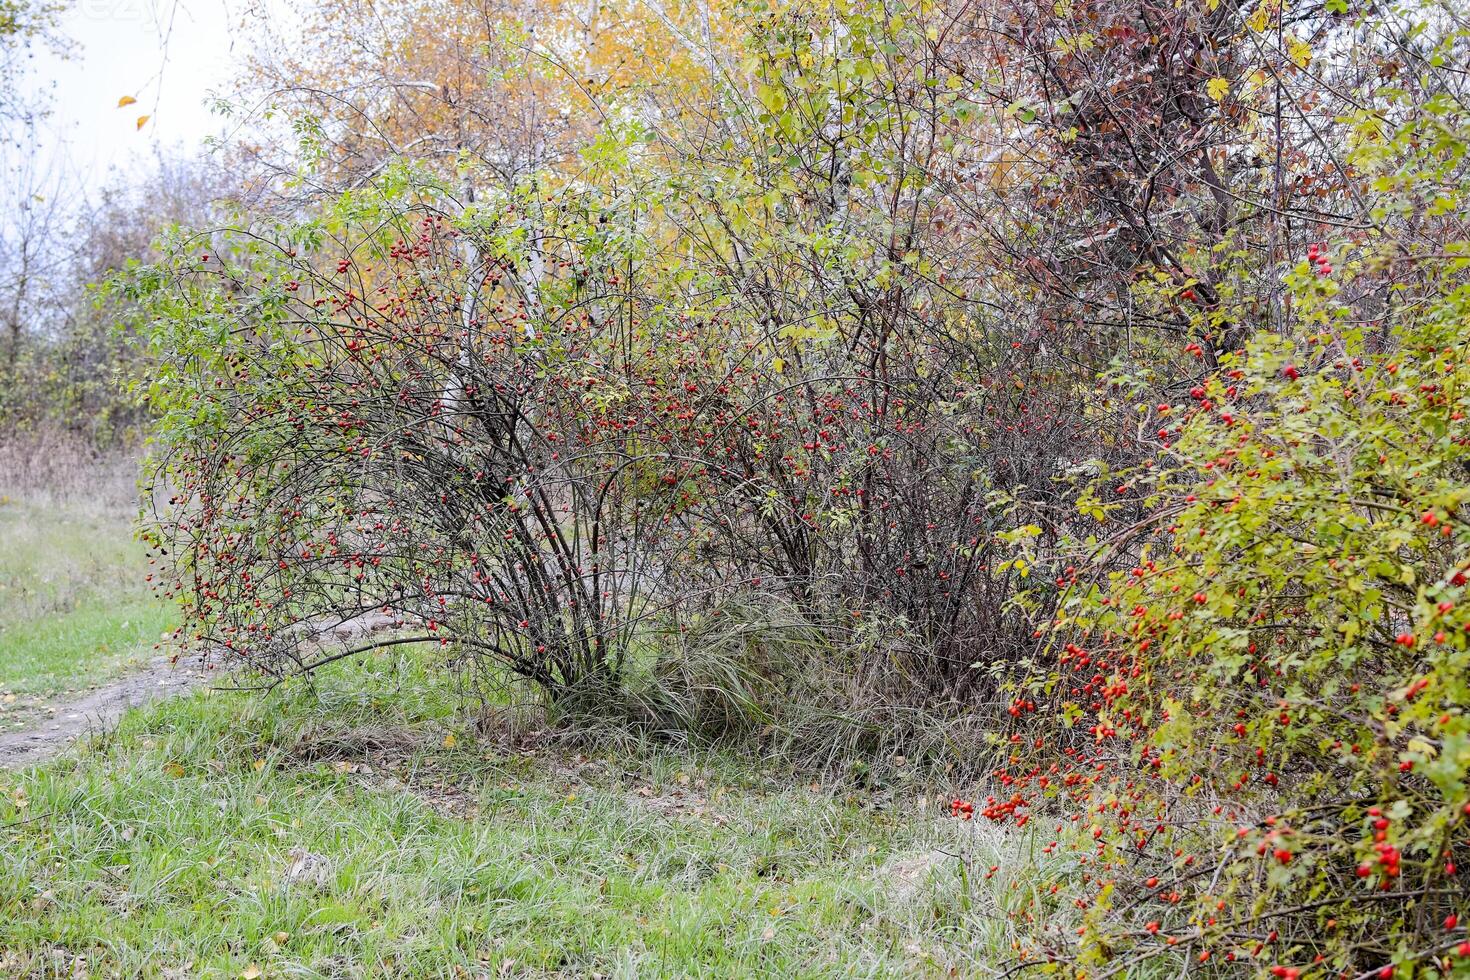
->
[0,498,173,730]
[0,648,1066,977]
[0,497,170,695]
[0,481,1086,977]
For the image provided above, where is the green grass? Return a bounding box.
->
[0,492,1095,976]
[0,650,1065,977]
[0,499,173,698]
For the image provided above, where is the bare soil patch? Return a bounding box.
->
[0,654,211,768]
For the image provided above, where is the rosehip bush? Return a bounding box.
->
[994,100,1470,975]
[123,138,1092,726]
[1059,325,1469,976]
[127,168,727,699]
[121,3,1123,732]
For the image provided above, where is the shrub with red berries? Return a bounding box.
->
[996,125,1470,979]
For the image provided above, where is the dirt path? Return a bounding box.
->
[0,614,396,769]
[0,655,212,768]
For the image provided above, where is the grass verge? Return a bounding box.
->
[0,498,173,725]
[0,649,1061,977]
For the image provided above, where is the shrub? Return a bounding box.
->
[128,176,700,697]
[124,0,1120,729]
[992,85,1470,977]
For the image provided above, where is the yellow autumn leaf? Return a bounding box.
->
[1206,77,1230,101]
[117,95,137,108]
[1287,36,1313,68]
[135,114,151,130]
[442,732,456,748]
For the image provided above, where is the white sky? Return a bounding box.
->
[23,0,253,183]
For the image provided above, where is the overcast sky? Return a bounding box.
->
[24,0,250,184]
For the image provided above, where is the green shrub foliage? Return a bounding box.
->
[993,39,1470,979]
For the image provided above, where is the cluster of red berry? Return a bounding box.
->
[1354,808,1402,888]
[949,798,975,820]
[1306,242,1333,276]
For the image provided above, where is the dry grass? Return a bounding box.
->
[0,437,170,706]
[0,431,141,515]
